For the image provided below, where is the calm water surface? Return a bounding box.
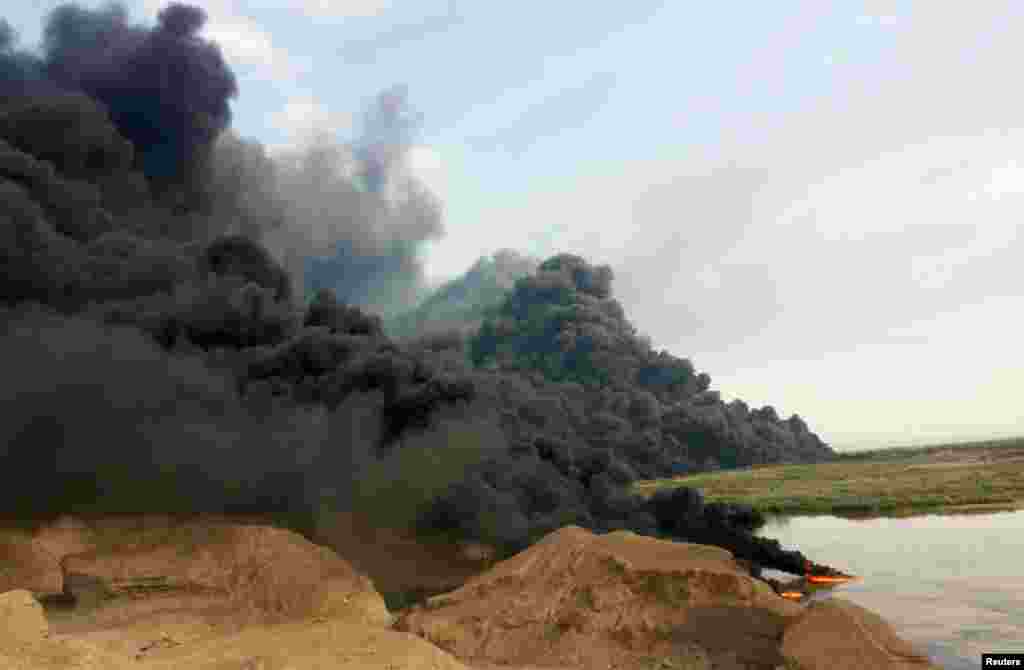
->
[756,510,1024,670]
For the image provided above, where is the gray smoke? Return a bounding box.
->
[0,3,838,586]
[0,4,446,532]
[267,117,444,316]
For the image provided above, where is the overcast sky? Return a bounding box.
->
[7,1,1022,450]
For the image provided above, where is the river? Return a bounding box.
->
[755,509,1024,670]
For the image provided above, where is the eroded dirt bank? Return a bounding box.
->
[0,516,939,670]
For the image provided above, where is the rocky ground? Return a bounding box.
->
[0,516,940,670]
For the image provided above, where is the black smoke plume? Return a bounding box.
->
[0,3,445,533]
[4,3,441,311]
[43,3,236,206]
[0,3,836,586]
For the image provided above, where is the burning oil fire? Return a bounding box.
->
[805,560,857,584]
[773,561,859,601]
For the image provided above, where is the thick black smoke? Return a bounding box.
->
[385,253,835,573]
[464,252,832,469]
[0,308,320,526]
[0,4,446,533]
[2,2,441,310]
[0,3,837,584]
[40,2,237,206]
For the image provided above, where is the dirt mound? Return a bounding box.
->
[136,619,470,670]
[0,588,133,670]
[0,633,132,670]
[32,516,95,561]
[0,589,50,646]
[1,518,942,670]
[53,519,390,630]
[781,597,940,670]
[396,525,803,669]
[0,533,63,597]
[0,589,469,670]
[1,516,470,669]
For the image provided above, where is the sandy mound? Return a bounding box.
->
[1,517,468,670]
[136,619,471,670]
[1,589,50,645]
[0,533,64,597]
[397,525,803,669]
[1,518,942,670]
[32,516,95,562]
[54,519,390,630]
[0,633,133,670]
[781,597,940,670]
[1,588,469,670]
[0,589,133,670]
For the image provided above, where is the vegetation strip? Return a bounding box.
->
[633,437,1024,516]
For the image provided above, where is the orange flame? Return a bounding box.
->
[806,575,857,584]
[805,560,857,583]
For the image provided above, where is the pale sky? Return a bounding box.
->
[7,1,1022,450]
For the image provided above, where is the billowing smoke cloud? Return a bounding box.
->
[35,3,236,208]
[4,3,442,314]
[267,88,443,316]
[353,83,423,196]
[0,3,447,532]
[386,248,540,339]
[0,3,837,588]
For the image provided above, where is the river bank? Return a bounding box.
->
[625,437,1024,669]
[754,510,1024,669]
[1,517,942,670]
[632,436,1024,516]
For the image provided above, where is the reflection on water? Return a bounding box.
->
[756,510,1024,670]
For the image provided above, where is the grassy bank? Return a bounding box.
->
[633,437,1024,516]
[830,435,1024,463]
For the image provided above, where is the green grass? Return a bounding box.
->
[831,436,1024,462]
[575,586,597,610]
[381,585,457,613]
[638,650,712,670]
[633,436,1024,517]
[544,621,568,642]
[603,555,628,576]
[421,596,454,611]
[635,572,690,609]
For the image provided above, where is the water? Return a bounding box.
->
[756,510,1024,670]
